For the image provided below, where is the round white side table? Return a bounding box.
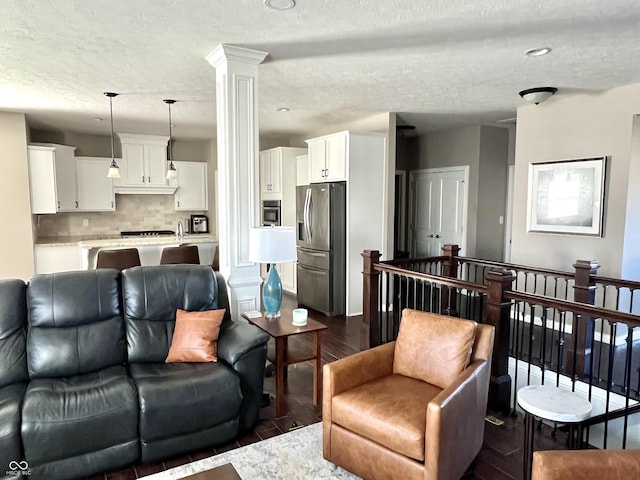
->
[517,384,592,480]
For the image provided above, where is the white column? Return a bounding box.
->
[206,44,268,320]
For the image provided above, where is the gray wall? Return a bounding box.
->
[413,124,510,260]
[512,83,640,277]
[476,126,509,260]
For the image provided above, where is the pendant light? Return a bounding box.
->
[164,99,178,180]
[104,92,121,178]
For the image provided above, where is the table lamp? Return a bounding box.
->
[248,226,297,318]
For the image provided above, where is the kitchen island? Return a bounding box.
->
[34,234,218,273]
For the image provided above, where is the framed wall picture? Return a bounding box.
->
[527,157,607,236]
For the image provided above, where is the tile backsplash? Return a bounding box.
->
[36,195,206,237]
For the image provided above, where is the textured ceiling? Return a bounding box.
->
[1,0,639,140]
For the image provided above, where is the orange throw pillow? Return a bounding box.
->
[165,308,225,363]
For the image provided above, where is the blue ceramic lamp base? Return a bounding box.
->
[263,264,283,318]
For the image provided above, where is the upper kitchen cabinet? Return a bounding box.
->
[28,144,78,214]
[259,147,307,200]
[306,132,347,183]
[75,157,116,211]
[169,161,208,211]
[115,133,175,194]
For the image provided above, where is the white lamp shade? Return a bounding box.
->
[107,166,121,178]
[248,226,297,264]
[166,167,178,180]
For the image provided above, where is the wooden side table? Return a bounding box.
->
[517,384,592,480]
[242,312,328,417]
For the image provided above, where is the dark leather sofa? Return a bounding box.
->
[0,265,269,480]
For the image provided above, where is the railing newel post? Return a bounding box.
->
[569,260,600,378]
[441,244,460,316]
[485,269,515,414]
[362,250,381,348]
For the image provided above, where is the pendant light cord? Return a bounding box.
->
[109,95,116,164]
[164,99,176,174]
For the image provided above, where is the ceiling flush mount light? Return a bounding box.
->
[264,0,295,10]
[164,99,178,181]
[524,47,552,57]
[276,107,290,112]
[519,87,558,105]
[104,92,121,178]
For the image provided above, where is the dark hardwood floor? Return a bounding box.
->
[87,294,573,480]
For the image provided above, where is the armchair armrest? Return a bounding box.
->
[532,449,640,480]
[217,321,270,430]
[425,359,490,480]
[323,342,395,459]
[323,341,395,397]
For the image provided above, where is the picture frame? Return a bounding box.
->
[527,156,607,236]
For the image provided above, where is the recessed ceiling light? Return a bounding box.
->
[524,47,552,57]
[264,0,295,10]
[93,117,103,122]
[276,107,290,112]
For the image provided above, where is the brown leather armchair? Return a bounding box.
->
[323,309,495,480]
[532,449,640,479]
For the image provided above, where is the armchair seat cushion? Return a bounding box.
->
[332,374,442,461]
[129,361,242,443]
[0,382,27,468]
[21,365,138,465]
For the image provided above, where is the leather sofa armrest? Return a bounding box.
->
[217,321,270,431]
[323,342,395,460]
[217,321,270,365]
[532,449,640,480]
[425,359,489,480]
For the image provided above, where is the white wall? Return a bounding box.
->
[512,83,640,276]
[0,112,34,280]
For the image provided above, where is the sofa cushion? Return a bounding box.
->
[0,279,28,387]
[123,266,232,363]
[0,382,27,470]
[166,309,225,363]
[129,361,242,445]
[332,374,442,461]
[26,270,127,378]
[393,309,476,389]
[21,365,139,466]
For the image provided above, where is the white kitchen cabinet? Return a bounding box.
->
[306,132,347,183]
[28,144,78,214]
[34,245,82,274]
[296,154,309,186]
[259,147,307,201]
[259,149,281,195]
[169,161,208,211]
[117,133,170,187]
[75,157,116,211]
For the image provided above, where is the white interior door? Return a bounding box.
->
[409,167,468,257]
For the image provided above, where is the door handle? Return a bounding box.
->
[435,234,441,238]
[427,234,434,238]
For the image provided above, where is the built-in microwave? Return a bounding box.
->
[261,200,281,226]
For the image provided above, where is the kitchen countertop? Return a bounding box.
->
[35,234,218,248]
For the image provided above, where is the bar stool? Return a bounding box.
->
[160,245,200,265]
[96,248,141,271]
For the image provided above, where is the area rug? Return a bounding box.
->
[141,422,361,479]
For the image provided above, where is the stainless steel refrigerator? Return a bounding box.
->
[296,182,346,316]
